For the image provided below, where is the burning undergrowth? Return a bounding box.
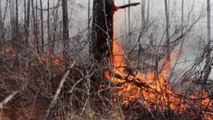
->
[104,38,213,119]
[0,42,212,120]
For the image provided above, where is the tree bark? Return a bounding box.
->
[40,0,44,53]
[31,0,39,52]
[52,0,60,54]
[203,0,212,85]
[128,0,131,42]
[25,0,30,46]
[62,0,70,61]
[91,0,116,62]
[164,0,170,50]
[9,0,16,47]
[47,0,51,55]
[0,0,2,47]
[141,0,145,28]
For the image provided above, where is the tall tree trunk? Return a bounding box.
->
[62,0,70,61]
[164,0,170,54]
[88,0,91,44]
[146,0,150,23]
[128,0,131,42]
[52,0,60,54]
[31,0,39,52]
[88,0,91,27]
[47,0,51,55]
[0,0,2,47]
[181,0,184,35]
[9,0,16,47]
[203,0,212,85]
[15,0,19,51]
[40,0,44,53]
[25,0,30,46]
[15,0,18,38]
[141,0,145,28]
[91,0,115,62]
[0,0,2,26]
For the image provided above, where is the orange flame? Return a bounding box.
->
[105,37,213,118]
[0,47,16,58]
[40,53,64,66]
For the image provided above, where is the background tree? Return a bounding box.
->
[164,0,170,53]
[40,0,44,53]
[25,0,31,47]
[0,0,2,47]
[62,0,70,61]
[203,0,212,85]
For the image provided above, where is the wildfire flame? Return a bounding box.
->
[104,37,213,119]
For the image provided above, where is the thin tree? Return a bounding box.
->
[128,0,131,42]
[0,0,2,46]
[141,0,145,28]
[0,0,2,26]
[15,0,18,40]
[62,0,70,61]
[25,0,30,46]
[47,0,51,55]
[88,0,91,44]
[181,0,184,35]
[203,0,212,85]
[40,0,44,53]
[88,0,91,28]
[164,0,170,54]
[31,0,39,52]
[9,0,16,47]
[52,0,60,54]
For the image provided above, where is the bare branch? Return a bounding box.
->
[43,61,76,120]
[0,91,18,109]
[117,2,140,10]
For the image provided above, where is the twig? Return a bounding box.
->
[68,78,84,94]
[43,61,76,120]
[0,91,18,109]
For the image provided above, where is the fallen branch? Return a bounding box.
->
[43,61,76,120]
[0,91,18,109]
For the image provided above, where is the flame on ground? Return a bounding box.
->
[0,47,64,66]
[104,37,213,118]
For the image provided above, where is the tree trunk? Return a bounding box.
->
[91,0,116,62]
[9,0,16,47]
[128,0,131,42]
[25,0,30,46]
[203,0,212,85]
[52,0,60,54]
[62,0,70,61]
[141,0,145,28]
[181,0,184,35]
[47,0,51,55]
[164,0,170,66]
[15,0,20,51]
[164,0,170,50]
[40,0,44,53]
[0,0,2,47]
[31,0,39,53]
